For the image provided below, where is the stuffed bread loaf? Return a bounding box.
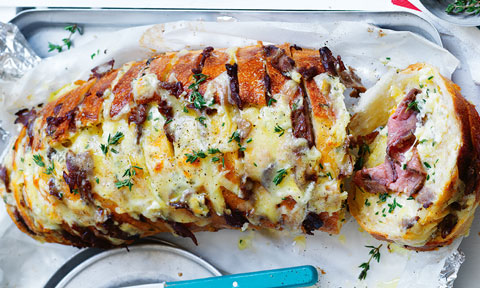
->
[349,63,480,250]
[0,44,360,247]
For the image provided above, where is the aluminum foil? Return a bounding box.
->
[439,249,465,288]
[0,22,40,81]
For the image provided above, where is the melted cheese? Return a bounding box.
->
[1,56,352,237]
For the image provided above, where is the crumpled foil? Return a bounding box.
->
[0,22,40,81]
[439,249,466,288]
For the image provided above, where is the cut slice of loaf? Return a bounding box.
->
[348,63,480,250]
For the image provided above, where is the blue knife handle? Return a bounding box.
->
[164,265,318,288]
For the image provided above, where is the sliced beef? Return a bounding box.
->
[13,209,36,235]
[387,89,422,160]
[438,214,458,239]
[91,60,115,79]
[225,63,242,110]
[14,108,37,147]
[192,46,214,74]
[224,209,249,228]
[302,212,324,235]
[0,166,10,193]
[46,107,78,136]
[128,104,147,144]
[63,151,95,204]
[157,100,175,143]
[291,85,315,148]
[169,222,198,245]
[264,45,295,77]
[354,89,426,196]
[100,215,140,241]
[159,81,184,98]
[319,47,366,97]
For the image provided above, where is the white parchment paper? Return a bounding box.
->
[0,21,463,287]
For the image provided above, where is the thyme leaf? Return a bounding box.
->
[358,244,382,280]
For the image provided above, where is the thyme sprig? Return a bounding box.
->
[446,0,480,15]
[33,154,45,167]
[115,165,142,191]
[100,132,124,156]
[44,162,55,175]
[48,24,83,53]
[188,73,208,109]
[274,124,285,137]
[185,150,207,163]
[273,168,288,185]
[358,244,383,280]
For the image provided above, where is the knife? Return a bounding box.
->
[121,265,318,288]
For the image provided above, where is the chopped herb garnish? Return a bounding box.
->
[446,1,480,15]
[165,118,173,125]
[267,98,277,106]
[365,198,371,207]
[386,57,391,60]
[95,177,99,184]
[253,162,258,167]
[185,150,207,164]
[358,244,382,280]
[427,174,430,181]
[222,157,225,167]
[196,116,207,127]
[273,168,288,185]
[354,143,371,171]
[33,154,45,167]
[147,112,153,120]
[274,124,285,137]
[402,164,407,170]
[72,189,79,195]
[211,157,220,162]
[419,139,428,144]
[419,83,424,88]
[48,24,82,53]
[228,131,241,144]
[90,49,100,60]
[115,165,143,191]
[406,100,420,112]
[246,138,252,143]
[388,198,403,213]
[101,132,124,155]
[319,163,324,170]
[44,162,55,175]
[326,172,333,179]
[238,146,246,152]
[183,107,189,113]
[407,196,415,200]
[427,75,434,80]
[423,162,431,169]
[208,148,221,154]
[377,192,390,203]
[188,73,208,109]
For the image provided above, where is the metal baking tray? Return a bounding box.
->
[9,9,442,58]
[45,238,221,288]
